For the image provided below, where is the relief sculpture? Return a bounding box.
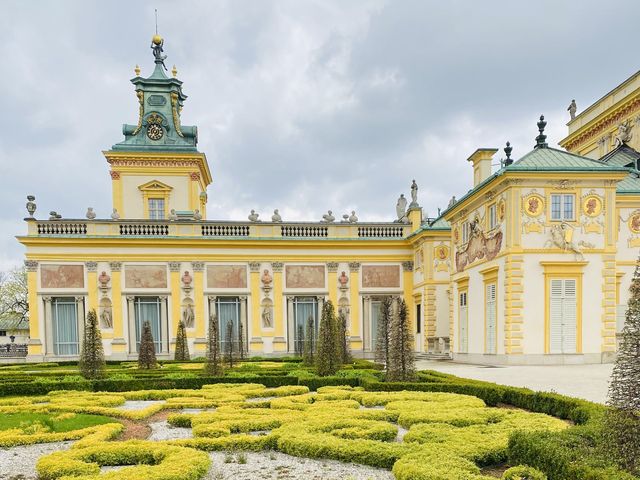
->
[285,265,325,289]
[455,219,503,272]
[41,265,84,289]
[124,265,167,289]
[361,265,400,288]
[207,265,247,289]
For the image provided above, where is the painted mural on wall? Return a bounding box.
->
[206,265,247,289]
[455,219,502,272]
[285,265,325,289]
[361,265,401,288]
[124,265,167,289]
[433,244,450,272]
[40,264,84,289]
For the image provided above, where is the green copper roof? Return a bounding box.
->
[112,39,199,153]
[0,313,28,331]
[600,144,640,168]
[616,173,640,194]
[507,146,626,170]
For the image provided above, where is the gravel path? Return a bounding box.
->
[206,451,395,480]
[148,420,194,441]
[0,441,72,480]
[116,400,164,411]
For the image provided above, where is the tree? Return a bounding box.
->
[302,316,315,365]
[79,309,105,379]
[138,320,157,369]
[316,300,339,376]
[224,320,235,368]
[295,324,304,357]
[0,267,28,323]
[238,320,245,361]
[387,298,415,381]
[174,320,190,361]
[604,260,640,475]
[337,311,351,364]
[204,314,223,376]
[375,297,393,368]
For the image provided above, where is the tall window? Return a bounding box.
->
[459,292,468,353]
[485,284,497,354]
[52,297,79,355]
[292,297,319,353]
[148,198,165,220]
[550,194,574,221]
[214,297,244,354]
[134,296,162,352]
[416,303,422,334]
[462,221,470,244]
[488,204,497,230]
[549,279,577,354]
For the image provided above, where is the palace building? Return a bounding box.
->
[18,38,640,364]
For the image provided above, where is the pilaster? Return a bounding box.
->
[192,261,206,352]
[348,262,361,349]
[86,262,98,313]
[25,260,42,357]
[327,262,339,306]
[109,262,126,353]
[271,262,286,351]
[601,254,617,355]
[169,262,181,341]
[504,255,524,354]
[249,262,263,351]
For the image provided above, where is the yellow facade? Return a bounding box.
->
[18,43,640,365]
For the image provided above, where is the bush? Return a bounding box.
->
[502,465,547,480]
[316,300,339,376]
[138,321,157,370]
[36,440,210,480]
[79,309,106,380]
[174,321,190,361]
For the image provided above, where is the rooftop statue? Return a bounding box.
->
[322,210,335,223]
[567,99,577,120]
[396,194,408,222]
[614,120,633,147]
[271,209,282,222]
[26,195,36,218]
[168,209,178,221]
[410,180,419,207]
[151,35,168,71]
[349,210,358,223]
[86,207,96,220]
[111,208,120,220]
[248,210,260,222]
[193,209,202,221]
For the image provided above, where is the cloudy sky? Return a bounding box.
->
[1,0,639,269]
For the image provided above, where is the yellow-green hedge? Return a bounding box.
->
[36,440,210,480]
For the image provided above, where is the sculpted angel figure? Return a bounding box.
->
[614,120,633,147]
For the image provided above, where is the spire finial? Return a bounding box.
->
[172,65,178,78]
[134,64,141,76]
[504,141,513,166]
[535,114,548,149]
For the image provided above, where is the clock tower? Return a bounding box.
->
[103,34,212,220]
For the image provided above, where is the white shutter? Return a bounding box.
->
[549,279,577,354]
[485,284,497,354]
[459,293,468,353]
[549,279,564,354]
[562,280,577,353]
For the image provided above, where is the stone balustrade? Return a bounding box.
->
[27,219,412,239]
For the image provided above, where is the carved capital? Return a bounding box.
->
[169,262,181,272]
[110,171,121,180]
[24,260,38,272]
[85,261,98,272]
[109,262,122,271]
[271,262,284,272]
[249,262,261,272]
[126,296,135,303]
[402,261,414,272]
[192,261,205,272]
[190,172,200,181]
[42,296,52,303]
[207,295,218,302]
[348,262,360,272]
[326,262,339,272]
[239,295,248,301]
[75,296,85,303]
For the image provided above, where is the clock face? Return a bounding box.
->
[146,123,163,141]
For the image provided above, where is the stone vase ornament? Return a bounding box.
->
[26,195,36,217]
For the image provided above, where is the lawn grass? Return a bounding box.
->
[0,412,118,432]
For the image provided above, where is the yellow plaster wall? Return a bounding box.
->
[26,267,41,355]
